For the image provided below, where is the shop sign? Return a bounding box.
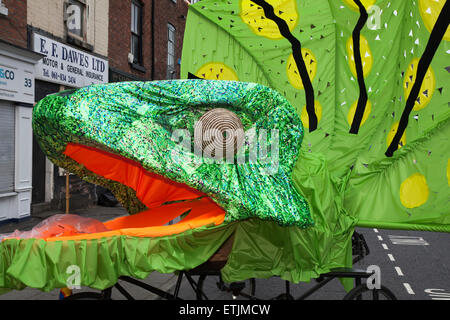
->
[0,53,35,104]
[33,33,108,87]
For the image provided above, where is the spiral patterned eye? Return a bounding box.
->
[194,108,245,159]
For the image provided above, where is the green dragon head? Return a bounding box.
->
[33,80,312,229]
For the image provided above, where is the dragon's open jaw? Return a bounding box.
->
[43,143,226,241]
[32,81,313,231]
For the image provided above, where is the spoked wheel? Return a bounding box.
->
[343,284,397,300]
[273,281,294,300]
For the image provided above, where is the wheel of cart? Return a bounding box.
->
[343,283,397,300]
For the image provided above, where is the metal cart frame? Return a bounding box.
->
[65,231,397,300]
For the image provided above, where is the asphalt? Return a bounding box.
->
[355,227,450,300]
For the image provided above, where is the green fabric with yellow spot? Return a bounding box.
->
[181,0,450,232]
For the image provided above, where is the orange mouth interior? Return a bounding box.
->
[42,143,225,242]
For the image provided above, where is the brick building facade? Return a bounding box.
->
[0,0,28,48]
[0,0,191,221]
[108,0,152,81]
[108,0,188,82]
[152,0,188,80]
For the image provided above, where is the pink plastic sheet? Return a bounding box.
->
[0,214,110,241]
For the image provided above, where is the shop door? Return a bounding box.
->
[0,101,15,195]
[32,135,46,204]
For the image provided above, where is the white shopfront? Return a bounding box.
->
[28,32,108,212]
[0,41,42,221]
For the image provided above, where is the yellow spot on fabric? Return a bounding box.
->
[196,62,239,81]
[240,0,299,40]
[300,100,323,129]
[419,0,450,41]
[346,35,373,78]
[387,122,406,149]
[347,100,372,127]
[342,0,376,11]
[286,49,317,90]
[400,173,429,208]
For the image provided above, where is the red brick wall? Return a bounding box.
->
[109,0,152,80]
[0,0,28,48]
[108,0,188,81]
[153,0,188,80]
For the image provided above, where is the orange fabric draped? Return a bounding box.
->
[45,197,225,241]
[64,143,204,209]
[39,143,226,241]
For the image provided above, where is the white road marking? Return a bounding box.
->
[403,283,415,295]
[377,235,383,241]
[388,235,429,246]
[373,228,379,233]
[395,266,404,276]
[387,254,395,262]
[382,243,389,250]
[424,289,450,300]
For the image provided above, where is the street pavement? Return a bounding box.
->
[172,227,450,300]
[0,206,448,300]
[354,227,450,300]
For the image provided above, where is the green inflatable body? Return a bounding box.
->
[181,0,450,232]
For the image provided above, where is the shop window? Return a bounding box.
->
[0,103,15,194]
[65,0,87,41]
[167,23,176,79]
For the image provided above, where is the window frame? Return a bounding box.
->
[65,0,87,42]
[167,23,176,79]
[0,103,15,195]
[131,0,143,66]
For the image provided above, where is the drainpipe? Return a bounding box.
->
[65,171,70,214]
[151,0,155,80]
